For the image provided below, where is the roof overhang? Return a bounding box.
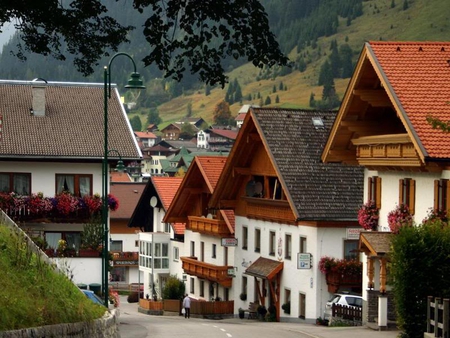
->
[244,257,284,280]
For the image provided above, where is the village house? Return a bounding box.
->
[196,128,238,151]
[321,41,450,329]
[0,79,141,287]
[163,156,235,302]
[208,107,364,322]
[128,176,184,299]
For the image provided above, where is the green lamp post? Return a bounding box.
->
[103,53,145,306]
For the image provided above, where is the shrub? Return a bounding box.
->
[282,301,291,314]
[390,221,450,338]
[161,275,185,300]
[239,292,247,301]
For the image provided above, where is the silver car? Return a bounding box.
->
[324,293,362,320]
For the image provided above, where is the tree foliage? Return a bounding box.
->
[161,275,185,300]
[130,115,142,131]
[213,100,233,126]
[390,221,450,338]
[147,108,162,126]
[1,0,287,87]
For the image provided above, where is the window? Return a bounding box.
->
[269,231,276,256]
[135,240,139,247]
[212,244,216,259]
[190,241,195,257]
[299,236,307,253]
[190,277,195,294]
[111,267,126,282]
[153,243,169,269]
[399,178,415,215]
[173,247,179,261]
[344,240,359,261]
[434,179,450,212]
[56,174,92,196]
[255,228,261,253]
[0,173,31,194]
[285,234,292,260]
[299,293,306,319]
[200,241,205,261]
[45,231,81,251]
[110,240,123,251]
[242,276,248,297]
[242,226,248,250]
[368,176,382,209]
[200,280,204,297]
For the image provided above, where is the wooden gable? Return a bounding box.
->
[322,42,424,171]
[210,111,296,224]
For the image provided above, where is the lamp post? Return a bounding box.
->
[103,52,145,306]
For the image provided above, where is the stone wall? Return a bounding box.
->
[366,290,396,323]
[0,309,120,338]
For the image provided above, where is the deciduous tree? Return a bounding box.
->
[2,0,288,87]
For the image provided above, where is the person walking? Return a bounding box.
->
[182,294,191,319]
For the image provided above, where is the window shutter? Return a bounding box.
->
[434,180,439,211]
[445,180,450,212]
[368,177,373,202]
[399,179,404,205]
[409,179,415,215]
[375,176,382,209]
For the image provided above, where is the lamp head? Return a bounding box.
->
[116,160,126,173]
[125,72,146,90]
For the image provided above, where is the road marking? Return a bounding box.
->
[220,328,226,332]
[295,330,320,338]
[226,334,232,337]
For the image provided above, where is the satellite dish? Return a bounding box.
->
[245,180,255,197]
[150,196,158,207]
[206,213,213,219]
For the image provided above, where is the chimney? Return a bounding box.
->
[31,85,46,117]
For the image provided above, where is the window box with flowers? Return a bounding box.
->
[357,200,379,231]
[387,203,413,233]
[319,256,362,293]
[0,191,119,223]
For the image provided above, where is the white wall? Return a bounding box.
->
[52,257,102,286]
[2,161,102,196]
[233,215,354,321]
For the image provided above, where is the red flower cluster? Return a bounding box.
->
[422,208,448,226]
[83,194,102,214]
[318,256,362,276]
[55,192,79,215]
[387,203,413,233]
[358,200,379,230]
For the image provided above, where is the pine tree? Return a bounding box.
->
[130,115,142,131]
[275,95,280,103]
[272,84,277,93]
[329,39,341,78]
[403,0,408,10]
[391,0,396,8]
[265,96,271,105]
[186,102,193,117]
[318,60,333,86]
[309,92,316,108]
[279,81,284,91]
[339,44,354,78]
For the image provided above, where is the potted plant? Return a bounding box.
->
[239,292,247,301]
[282,301,291,314]
[238,308,245,319]
[79,217,103,256]
[387,203,413,233]
[257,305,267,320]
[357,200,379,230]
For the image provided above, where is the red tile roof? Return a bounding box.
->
[110,183,146,219]
[110,171,133,182]
[368,41,450,158]
[196,156,228,190]
[171,222,185,235]
[209,129,238,140]
[235,112,246,121]
[151,176,183,211]
[135,131,157,139]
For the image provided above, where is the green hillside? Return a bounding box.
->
[136,0,449,129]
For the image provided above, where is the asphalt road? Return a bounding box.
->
[117,296,399,338]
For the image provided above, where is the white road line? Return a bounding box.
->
[220,328,226,332]
[226,334,232,337]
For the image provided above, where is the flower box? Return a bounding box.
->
[79,249,101,257]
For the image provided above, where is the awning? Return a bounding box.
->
[359,231,393,256]
[244,257,283,280]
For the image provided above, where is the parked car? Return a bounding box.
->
[82,289,106,306]
[323,293,362,320]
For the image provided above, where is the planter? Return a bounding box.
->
[79,249,101,257]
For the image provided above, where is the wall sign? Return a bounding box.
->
[297,253,312,269]
[221,238,238,246]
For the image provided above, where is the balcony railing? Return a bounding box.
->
[111,251,139,266]
[187,216,231,237]
[326,271,362,293]
[181,256,233,288]
[244,197,294,223]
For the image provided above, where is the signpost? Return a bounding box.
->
[221,238,238,247]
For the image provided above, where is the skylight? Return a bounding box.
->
[312,117,324,129]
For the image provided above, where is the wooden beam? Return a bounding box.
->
[184,188,203,194]
[353,89,392,107]
[216,199,237,209]
[234,167,252,175]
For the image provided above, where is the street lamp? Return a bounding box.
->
[103,52,145,306]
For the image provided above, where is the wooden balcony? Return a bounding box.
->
[244,197,294,224]
[111,251,139,266]
[352,134,422,167]
[187,216,231,237]
[181,256,233,288]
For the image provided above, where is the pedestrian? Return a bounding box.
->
[182,294,191,319]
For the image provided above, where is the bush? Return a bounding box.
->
[161,275,185,300]
[391,221,450,338]
[239,293,247,301]
[282,301,290,314]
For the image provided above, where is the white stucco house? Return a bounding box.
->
[0,79,142,288]
[209,107,364,322]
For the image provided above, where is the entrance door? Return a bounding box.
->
[299,293,306,319]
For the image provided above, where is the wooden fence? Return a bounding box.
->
[332,303,362,325]
[426,296,449,337]
[139,299,234,317]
